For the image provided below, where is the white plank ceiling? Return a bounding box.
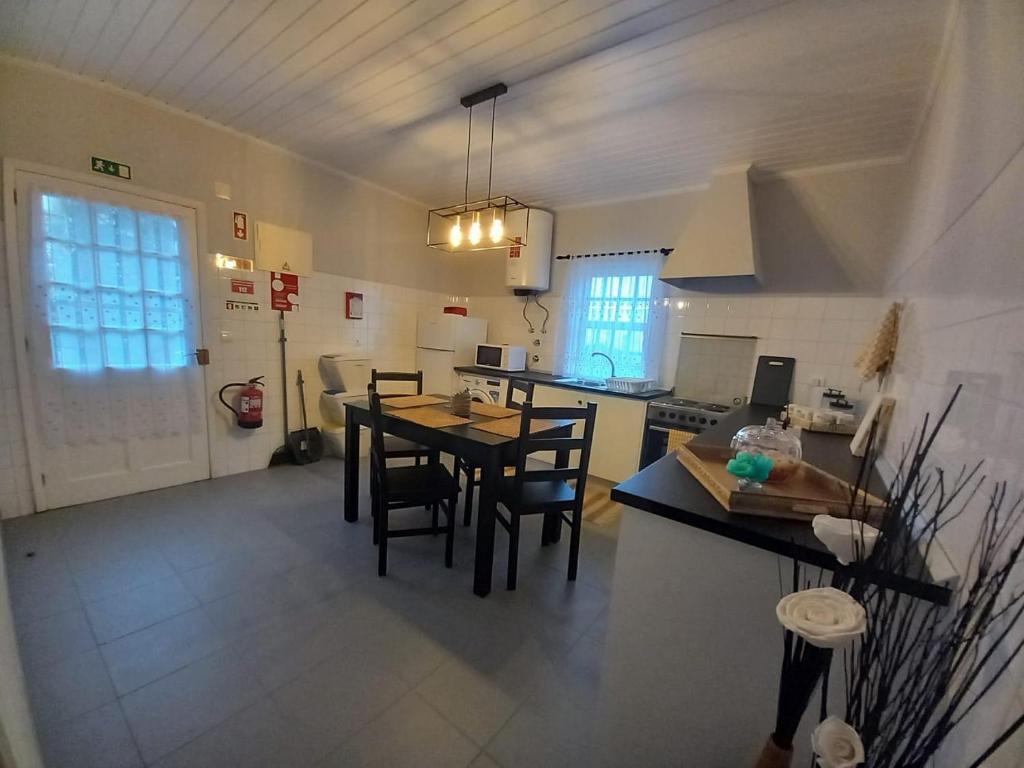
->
[0,0,951,207]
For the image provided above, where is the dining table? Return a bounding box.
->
[342,395,574,596]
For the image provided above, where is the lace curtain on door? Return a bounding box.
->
[30,188,202,446]
[558,250,668,381]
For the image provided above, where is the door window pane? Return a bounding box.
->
[38,193,191,371]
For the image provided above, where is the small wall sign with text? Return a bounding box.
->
[270,272,299,311]
[91,156,131,180]
[345,292,364,319]
[509,236,522,258]
[233,211,248,240]
[226,300,259,312]
[230,279,255,295]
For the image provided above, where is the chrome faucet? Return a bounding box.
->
[591,352,616,378]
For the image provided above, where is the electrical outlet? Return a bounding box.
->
[532,337,543,348]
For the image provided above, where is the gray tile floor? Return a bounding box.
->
[2,459,617,768]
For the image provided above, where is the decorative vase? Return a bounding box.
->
[731,417,803,484]
[754,736,793,768]
[450,390,471,417]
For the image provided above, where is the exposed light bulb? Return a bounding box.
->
[489,212,504,244]
[468,213,482,246]
[449,217,463,247]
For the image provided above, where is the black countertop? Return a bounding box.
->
[454,365,672,401]
[611,404,951,605]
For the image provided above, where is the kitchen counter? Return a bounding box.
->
[611,403,950,604]
[453,365,672,401]
[595,404,950,765]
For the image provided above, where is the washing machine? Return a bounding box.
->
[458,373,507,405]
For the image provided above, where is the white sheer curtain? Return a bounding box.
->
[558,251,667,380]
[29,185,202,446]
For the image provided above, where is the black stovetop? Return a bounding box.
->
[649,397,735,414]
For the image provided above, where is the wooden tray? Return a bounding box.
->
[383,395,447,409]
[470,402,520,419]
[470,417,559,438]
[676,444,885,523]
[390,406,470,428]
[666,428,697,452]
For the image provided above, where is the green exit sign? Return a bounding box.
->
[91,156,131,180]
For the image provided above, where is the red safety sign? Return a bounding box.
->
[270,272,299,311]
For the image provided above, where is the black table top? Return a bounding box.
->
[453,366,672,401]
[611,404,951,604]
[343,395,573,450]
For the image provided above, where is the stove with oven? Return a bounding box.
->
[639,397,737,469]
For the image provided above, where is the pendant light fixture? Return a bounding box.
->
[427,83,530,253]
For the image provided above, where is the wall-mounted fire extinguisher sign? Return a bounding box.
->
[218,376,264,429]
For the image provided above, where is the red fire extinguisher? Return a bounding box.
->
[218,376,264,429]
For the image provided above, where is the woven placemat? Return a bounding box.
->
[470,417,560,438]
[470,402,520,419]
[383,395,447,409]
[390,406,470,428]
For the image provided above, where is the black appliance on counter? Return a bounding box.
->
[639,397,735,469]
[750,355,796,407]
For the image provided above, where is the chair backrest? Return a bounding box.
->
[371,369,423,398]
[511,400,598,511]
[366,385,390,498]
[505,378,535,410]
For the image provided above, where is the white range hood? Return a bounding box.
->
[660,166,760,288]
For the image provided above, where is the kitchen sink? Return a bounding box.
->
[553,377,608,389]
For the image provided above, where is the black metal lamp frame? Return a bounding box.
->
[427,83,531,253]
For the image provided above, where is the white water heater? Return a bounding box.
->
[506,208,553,293]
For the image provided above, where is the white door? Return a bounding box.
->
[11,170,210,509]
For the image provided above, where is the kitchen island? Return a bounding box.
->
[590,406,948,766]
[612,404,948,603]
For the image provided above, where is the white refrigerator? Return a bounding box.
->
[416,314,488,395]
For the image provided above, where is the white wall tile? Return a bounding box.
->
[823,296,855,320]
[877,3,1024,752]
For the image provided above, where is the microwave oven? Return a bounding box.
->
[475,344,527,371]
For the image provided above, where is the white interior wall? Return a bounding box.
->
[0,59,462,518]
[462,161,907,299]
[203,271,451,478]
[466,162,903,408]
[660,293,887,408]
[879,3,1024,764]
[470,290,885,409]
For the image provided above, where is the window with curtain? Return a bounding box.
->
[558,251,667,380]
[38,192,189,371]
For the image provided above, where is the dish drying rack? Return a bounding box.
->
[605,377,657,394]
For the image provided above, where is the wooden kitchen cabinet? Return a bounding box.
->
[531,385,647,482]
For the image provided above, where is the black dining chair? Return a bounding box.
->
[455,378,534,527]
[367,386,459,576]
[370,369,437,466]
[495,399,597,590]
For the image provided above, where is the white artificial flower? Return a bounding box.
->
[811,716,865,768]
[812,515,881,565]
[775,587,866,648]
